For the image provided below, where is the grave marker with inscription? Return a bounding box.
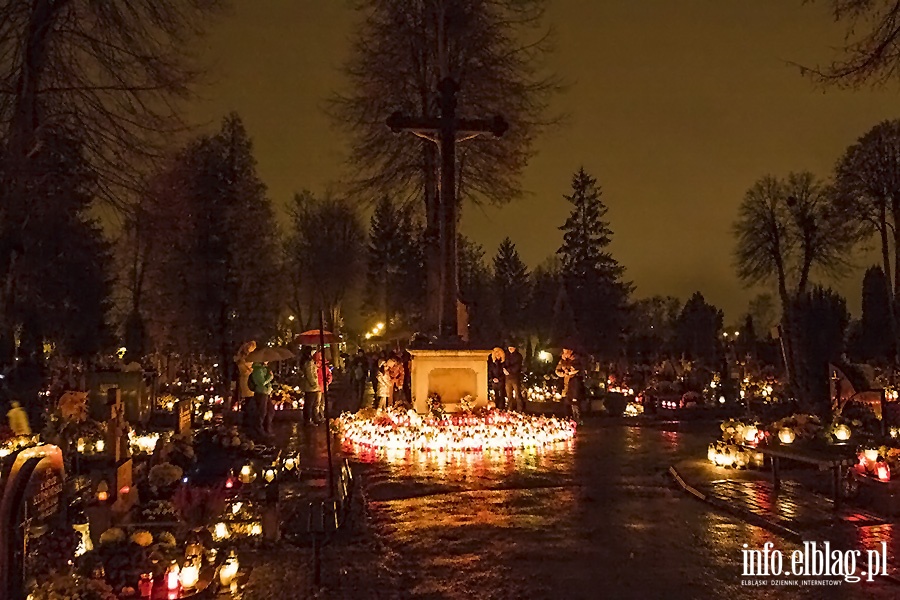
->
[0,445,65,599]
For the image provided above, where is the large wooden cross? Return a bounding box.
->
[388,77,507,339]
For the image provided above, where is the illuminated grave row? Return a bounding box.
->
[338,409,576,453]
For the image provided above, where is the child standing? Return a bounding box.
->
[376,360,392,410]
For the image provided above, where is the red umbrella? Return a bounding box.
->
[295,329,338,345]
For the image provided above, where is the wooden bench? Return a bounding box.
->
[759,445,856,507]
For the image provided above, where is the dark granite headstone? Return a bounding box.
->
[0,445,65,599]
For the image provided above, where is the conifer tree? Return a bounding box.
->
[557,168,631,352]
[492,238,530,339]
[858,266,894,362]
[674,292,723,365]
[365,196,423,328]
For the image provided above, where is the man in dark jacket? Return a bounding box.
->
[504,342,525,412]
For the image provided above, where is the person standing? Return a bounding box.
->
[504,342,525,412]
[376,360,392,410]
[488,347,506,409]
[7,401,31,435]
[555,347,585,424]
[248,361,274,440]
[298,348,319,425]
[313,350,333,423]
[350,349,367,409]
[400,347,413,406]
[233,341,256,413]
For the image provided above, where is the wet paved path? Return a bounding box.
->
[336,421,898,599]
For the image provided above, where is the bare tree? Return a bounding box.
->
[0,0,224,204]
[333,0,557,331]
[834,119,900,358]
[802,0,900,86]
[284,191,366,336]
[734,171,859,399]
[835,120,900,293]
[0,0,224,366]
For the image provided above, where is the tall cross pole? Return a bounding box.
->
[388,77,507,339]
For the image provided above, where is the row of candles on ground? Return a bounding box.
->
[222,452,300,490]
[134,549,240,598]
[339,409,576,452]
[707,441,765,469]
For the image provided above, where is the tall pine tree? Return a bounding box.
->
[492,238,530,339]
[557,168,631,353]
[364,196,423,330]
[857,266,894,362]
[459,235,496,340]
[674,292,723,365]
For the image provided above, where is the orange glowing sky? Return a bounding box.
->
[187,0,900,320]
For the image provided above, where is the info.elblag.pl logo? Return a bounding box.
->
[741,542,889,585]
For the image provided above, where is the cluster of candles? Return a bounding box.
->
[708,423,766,468]
[856,448,892,482]
[526,385,562,403]
[707,441,764,469]
[137,549,240,598]
[624,402,643,417]
[75,437,105,454]
[339,409,576,453]
[607,384,635,396]
[129,431,161,454]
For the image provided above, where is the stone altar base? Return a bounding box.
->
[409,348,491,414]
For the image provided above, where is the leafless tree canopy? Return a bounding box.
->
[834,119,900,294]
[804,0,900,86]
[734,172,858,299]
[333,0,558,209]
[0,0,225,206]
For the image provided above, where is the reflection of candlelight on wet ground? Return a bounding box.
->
[338,409,576,455]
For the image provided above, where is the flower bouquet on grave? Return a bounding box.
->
[148,462,184,498]
[29,574,118,600]
[173,483,229,530]
[77,528,152,594]
[768,413,822,445]
[26,526,80,579]
[459,394,475,413]
[137,499,180,523]
[155,431,196,472]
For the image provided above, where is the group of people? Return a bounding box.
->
[491,343,585,422]
[234,341,333,441]
[488,343,525,411]
[554,347,586,423]
[347,349,411,410]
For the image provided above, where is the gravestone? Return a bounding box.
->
[105,388,129,463]
[111,459,135,515]
[88,370,149,423]
[176,399,191,434]
[0,445,65,599]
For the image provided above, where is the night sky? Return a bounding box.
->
[189,1,900,321]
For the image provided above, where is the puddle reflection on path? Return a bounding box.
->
[340,422,897,599]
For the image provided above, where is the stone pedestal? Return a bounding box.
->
[408,348,490,414]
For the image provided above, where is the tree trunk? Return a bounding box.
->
[423,142,441,336]
[880,206,898,361]
[881,204,892,293]
[0,0,60,368]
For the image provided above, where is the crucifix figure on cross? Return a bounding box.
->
[387,77,507,340]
